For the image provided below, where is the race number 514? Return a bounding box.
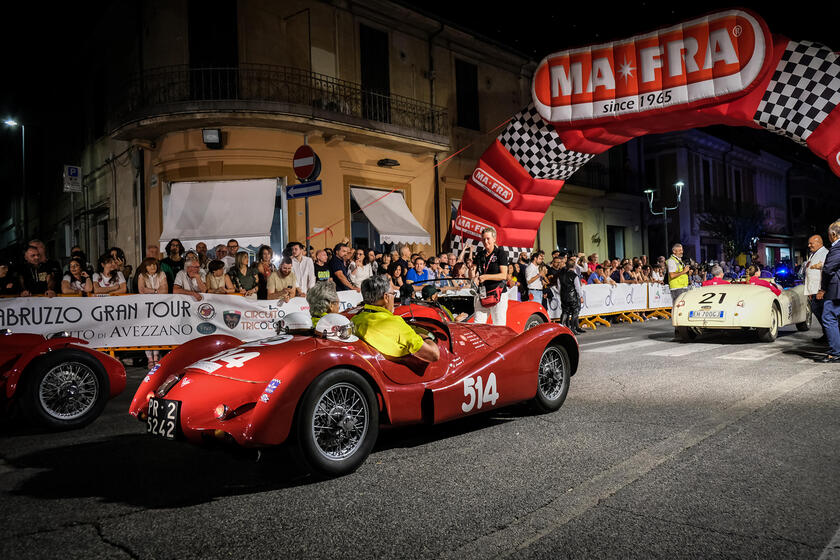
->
[462,373,499,413]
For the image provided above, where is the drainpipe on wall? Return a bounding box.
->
[429,23,444,251]
[137,147,146,257]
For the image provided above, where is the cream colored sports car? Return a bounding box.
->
[671,282,811,342]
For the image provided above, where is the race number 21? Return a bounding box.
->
[462,373,500,413]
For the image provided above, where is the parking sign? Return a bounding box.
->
[63,165,82,193]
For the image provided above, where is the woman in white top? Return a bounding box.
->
[92,254,127,295]
[137,257,168,295]
[61,258,93,295]
[348,248,373,287]
[205,259,236,294]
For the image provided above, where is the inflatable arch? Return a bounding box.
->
[450,9,840,260]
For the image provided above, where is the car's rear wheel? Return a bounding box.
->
[675,326,699,341]
[796,305,812,332]
[524,313,546,331]
[22,349,109,430]
[757,307,779,342]
[532,343,570,413]
[292,368,379,478]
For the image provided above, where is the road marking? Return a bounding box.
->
[819,522,840,559]
[718,348,783,361]
[647,343,726,357]
[586,340,662,353]
[440,366,827,560]
[578,336,634,348]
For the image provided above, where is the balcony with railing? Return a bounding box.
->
[108,64,449,150]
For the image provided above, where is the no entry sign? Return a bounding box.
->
[293,145,321,181]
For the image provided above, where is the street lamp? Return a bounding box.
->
[643,180,684,257]
[4,118,26,241]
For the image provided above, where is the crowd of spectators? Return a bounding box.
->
[0,236,795,307]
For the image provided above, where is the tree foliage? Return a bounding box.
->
[698,200,767,261]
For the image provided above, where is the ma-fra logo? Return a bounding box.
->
[472,167,514,204]
[532,9,770,124]
[223,310,242,329]
[453,214,492,239]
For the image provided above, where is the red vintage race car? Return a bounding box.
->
[1,332,127,430]
[129,306,579,477]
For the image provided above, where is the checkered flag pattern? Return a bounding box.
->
[499,104,595,180]
[753,41,840,146]
[451,235,531,265]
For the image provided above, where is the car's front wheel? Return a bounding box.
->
[292,368,379,478]
[757,307,780,342]
[22,349,109,430]
[532,343,571,413]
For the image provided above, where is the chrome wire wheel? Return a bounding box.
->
[38,361,99,421]
[538,346,567,402]
[311,382,369,461]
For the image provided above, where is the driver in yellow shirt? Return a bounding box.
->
[351,275,440,362]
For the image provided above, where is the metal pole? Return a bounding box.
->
[663,208,668,258]
[70,192,75,247]
[303,134,310,251]
[21,124,27,241]
[305,196,310,251]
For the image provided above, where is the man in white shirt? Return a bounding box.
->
[289,242,315,295]
[173,258,206,301]
[525,251,544,304]
[804,234,829,342]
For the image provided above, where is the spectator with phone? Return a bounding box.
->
[61,257,93,295]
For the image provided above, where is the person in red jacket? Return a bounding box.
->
[746,264,781,296]
[701,265,730,287]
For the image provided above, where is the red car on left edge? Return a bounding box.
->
[1,332,127,430]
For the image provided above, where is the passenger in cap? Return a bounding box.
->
[351,275,439,362]
[421,284,467,322]
[306,280,340,327]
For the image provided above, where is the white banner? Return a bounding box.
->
[647,283,672,309]
[546,283,667,320]
[0,292,363,348]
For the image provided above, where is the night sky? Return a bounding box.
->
[1,2,838,215]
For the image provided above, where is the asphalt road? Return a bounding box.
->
[2,318,839,560]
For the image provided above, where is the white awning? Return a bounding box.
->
[159,179,277,250]
[351,187,431,245]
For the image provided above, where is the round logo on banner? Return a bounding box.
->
[197,322,217,335]
[198,303,216,320]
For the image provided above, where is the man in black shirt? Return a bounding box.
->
[20,245,57,297]
[396,244,412,281]
[546,253,567,287]
[313,249,331,283]
[29,239,62,285]
[473,227,509,326]
[330,243,359,292]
